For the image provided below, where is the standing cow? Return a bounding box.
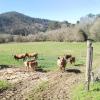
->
[14,53,27,61]
[64,54,75,65]
[25,52,38,60]
[64,54,72,60]
[24,60,38,72]
[69,57,75,64]
[57,56,67,72]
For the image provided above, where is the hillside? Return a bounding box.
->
[0,11,50,35]
[0,12,69,35]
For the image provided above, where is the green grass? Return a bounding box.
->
[0,80,11,92]
[72,82,100,100]
[0,42,100,70]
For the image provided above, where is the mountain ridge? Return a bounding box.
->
[0,11,70,35]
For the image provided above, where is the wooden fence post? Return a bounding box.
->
[90,47,94,83]
[85,40,93,91]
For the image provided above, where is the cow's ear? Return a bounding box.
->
[58,57,60,59]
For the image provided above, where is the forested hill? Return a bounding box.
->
[0,11,70,35]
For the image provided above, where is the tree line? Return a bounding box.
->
[0,12,100,43]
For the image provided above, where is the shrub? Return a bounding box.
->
[0,80,11,92]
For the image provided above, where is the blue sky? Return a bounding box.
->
[0,0,100,23]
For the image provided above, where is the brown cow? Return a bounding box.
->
[69,57,75,64]
[14,54,26,61]
[26,52,38,60]
[64,54,72,60]
[24,60,38,72]
[57,56,67,72]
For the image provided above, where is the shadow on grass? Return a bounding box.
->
[93,88,100,92]
[36,66,50,73]
[66,68,81,74]
[0,65,12,69]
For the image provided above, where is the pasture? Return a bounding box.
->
[0,42,86,69]
[0,42,100,70]
[0,42,100,100]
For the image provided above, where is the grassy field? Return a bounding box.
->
[72,82,100,100]
[0,42,100,99]
[0,42,86,69]
[0,42,100,70]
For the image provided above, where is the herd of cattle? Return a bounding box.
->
[14,53,75,72]
[14,52,38,71]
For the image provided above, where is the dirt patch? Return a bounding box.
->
[29,71,82,100]
[0,67,83,100]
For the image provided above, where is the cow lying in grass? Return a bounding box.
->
[25,52,38,60]
[14,54,27,61]
[24,60,38,72]
[57,56,67,72]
